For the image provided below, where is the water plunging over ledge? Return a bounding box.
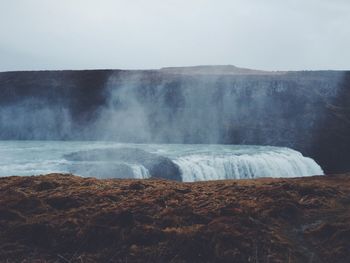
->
[0,141,323,182]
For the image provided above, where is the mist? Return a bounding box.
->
[92,70,335,145]
[0,99,73,140]
[0,69,345,146]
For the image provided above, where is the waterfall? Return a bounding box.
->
[172,148,323,182]
[0,141,323,181]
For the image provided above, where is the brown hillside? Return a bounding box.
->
[0,174,350,262]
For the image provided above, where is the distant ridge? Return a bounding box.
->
[160,65,285,75]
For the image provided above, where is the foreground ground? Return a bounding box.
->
[0,174,350,263]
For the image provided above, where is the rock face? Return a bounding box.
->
[0,67,350,173]
[0,173,350,262]
[64,148,182,181]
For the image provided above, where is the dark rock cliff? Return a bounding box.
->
[0,67,349,173]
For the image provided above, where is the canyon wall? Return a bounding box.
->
[0,66,349,173]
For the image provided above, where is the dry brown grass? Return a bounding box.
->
[0,173,350,262]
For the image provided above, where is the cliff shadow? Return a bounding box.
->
[311,71,350,173]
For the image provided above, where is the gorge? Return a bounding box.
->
[0,65,349,175]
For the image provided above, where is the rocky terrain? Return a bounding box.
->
[1,173,350,262]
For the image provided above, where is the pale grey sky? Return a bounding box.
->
[0,0,349,71]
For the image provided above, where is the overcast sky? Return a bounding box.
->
[0,0,349,71]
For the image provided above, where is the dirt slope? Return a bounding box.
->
[1,174,350,262]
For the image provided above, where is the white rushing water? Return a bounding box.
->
[0,141,323,182]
